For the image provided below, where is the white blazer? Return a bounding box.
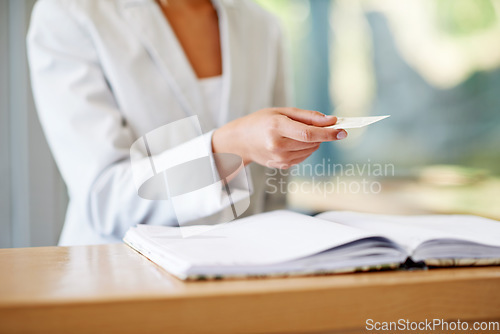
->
[27,0,289,245]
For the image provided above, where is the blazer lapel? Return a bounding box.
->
[213,0,246,126]
[119,0,213,130]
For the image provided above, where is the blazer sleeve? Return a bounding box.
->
[26,0,220,239]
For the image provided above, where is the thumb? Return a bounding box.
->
[278,107,337,126]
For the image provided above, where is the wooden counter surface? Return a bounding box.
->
[1,244,500,333]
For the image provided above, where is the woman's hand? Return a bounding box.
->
[212,108,347,169]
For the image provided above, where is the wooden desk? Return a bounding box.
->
[1,244,499,334]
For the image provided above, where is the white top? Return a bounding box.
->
[198,75,223,127]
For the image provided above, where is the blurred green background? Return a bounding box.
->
[255,0,500,219]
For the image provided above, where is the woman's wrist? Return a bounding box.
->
[212,121,253,165]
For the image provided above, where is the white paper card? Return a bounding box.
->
[327,115,390,129]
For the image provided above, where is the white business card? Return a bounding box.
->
[327,115,391,129]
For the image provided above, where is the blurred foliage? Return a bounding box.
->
[253,0,500,175]
[436,0,497,36]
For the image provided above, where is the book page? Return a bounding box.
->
[316,211,500,254]
[131,210,382,266]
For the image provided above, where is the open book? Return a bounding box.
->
[123,210,500,280]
